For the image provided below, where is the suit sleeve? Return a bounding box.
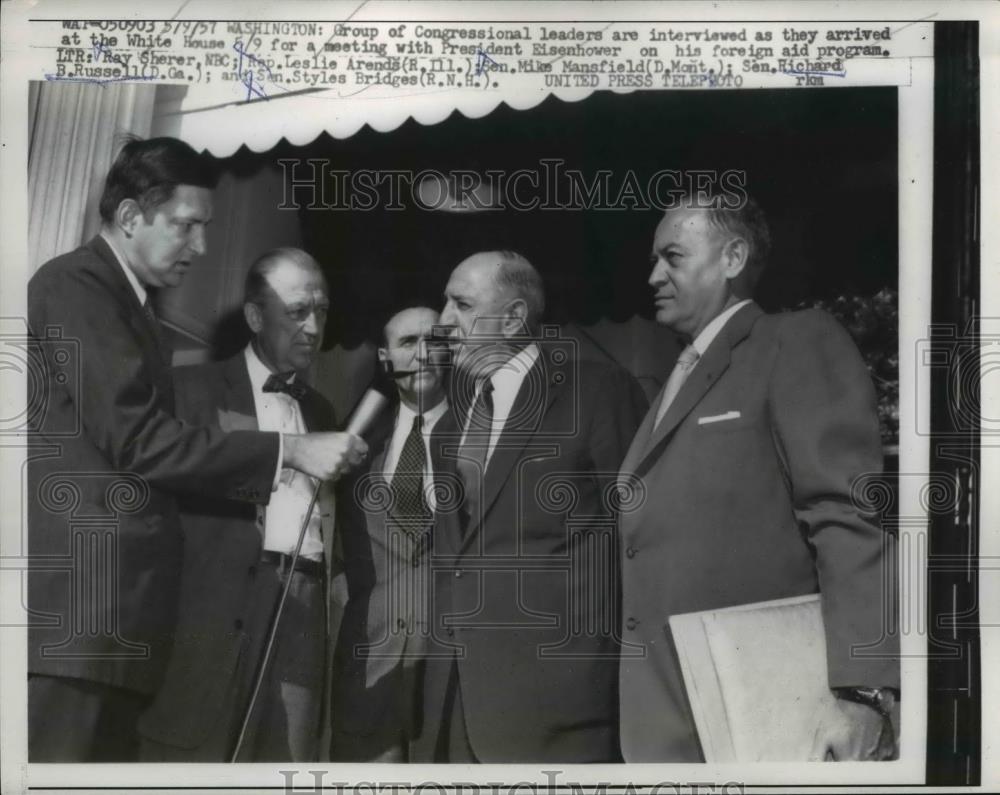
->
[586,363,649,478]
[30,262,279,505]
[769,309,899,689]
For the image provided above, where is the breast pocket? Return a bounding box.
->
[694,410,758,434]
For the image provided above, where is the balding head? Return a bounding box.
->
[243,248,329,375]
[379,306,446,411]
[440,250,546,375]
[244,247,325,307]
[442,250,544,333]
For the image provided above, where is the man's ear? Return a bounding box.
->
[377,347,388,364]
[244,301,264,335]
[115,199,144,238]
[502,298,529,337]
[722,237,750,280]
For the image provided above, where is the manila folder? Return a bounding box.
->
[667,593,839,762]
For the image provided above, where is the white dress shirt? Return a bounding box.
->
[689,299,752,358]
[245,344,324,561]
[101,231,147,306]
[461,342,541,466]
[382,398,449,512]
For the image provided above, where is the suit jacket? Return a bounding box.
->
[135,353,337,749]
[26,237,279,694]
[330,402,454,755]
[617,302,900,762]
[412,346,648,763]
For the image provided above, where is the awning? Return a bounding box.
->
[157,81,595,157]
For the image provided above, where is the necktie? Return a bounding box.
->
[263,373,308,402]
[456,379,495,535]
[142,298,171,364]
[389,414,432,535]
[654,344,700,428]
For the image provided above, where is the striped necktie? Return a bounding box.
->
[654,345,700,428]
[455,378,495,535]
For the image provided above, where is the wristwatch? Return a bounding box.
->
[834,686,899,718]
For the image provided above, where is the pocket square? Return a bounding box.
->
[697,410,742,425]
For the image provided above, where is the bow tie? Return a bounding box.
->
[263,373,308,401]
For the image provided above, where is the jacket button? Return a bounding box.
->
[625,617,638,631]
[626,546,637,558]
[234,619,244,630]
[454,570,463,578]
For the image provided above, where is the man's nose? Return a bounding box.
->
[648,260,667,287]
[301,310,320,337]
[189,226,207,257]
[439,304,455,327]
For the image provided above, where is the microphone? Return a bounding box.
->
[345,384,391,437]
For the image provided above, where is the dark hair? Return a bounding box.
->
[244,247,324,306]
[706,196,770,282]
[98,136,218,224]
[677,191,771,285]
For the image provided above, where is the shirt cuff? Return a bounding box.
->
[273,433,284,492]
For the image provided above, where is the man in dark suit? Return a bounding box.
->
[331,306,451,762]
[617,194,899,762]
[137,248,341,761]
[411,251,647,763]
[26,139,366,761]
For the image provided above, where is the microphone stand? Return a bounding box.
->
[229,480,322,762]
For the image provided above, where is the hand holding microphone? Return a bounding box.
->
[282,432,368,481]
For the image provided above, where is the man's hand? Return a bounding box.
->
[809,698,897,761]
[283,432,368,481]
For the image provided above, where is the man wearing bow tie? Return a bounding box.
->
[27,138,365,762]
[617,194,899,762]
[138,247,345,761]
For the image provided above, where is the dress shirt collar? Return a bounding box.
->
[244,342,297,394]
[690,299,752,357]
[100,231,147,306]
[487,342,541,408]
[397,395,448,435]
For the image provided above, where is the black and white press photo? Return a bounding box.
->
[0,2,993,793]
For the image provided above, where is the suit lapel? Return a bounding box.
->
[619,385,662,484]
[88,236,172,366]
[216,355,259,431]
[357,406,395,524]
[459,348,565,548]
[632,302,763,477]
[87,236,174,394]
[426,408,465,557]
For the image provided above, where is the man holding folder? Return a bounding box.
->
[617,193,899,762]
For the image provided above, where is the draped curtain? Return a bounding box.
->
[27,82,155,272]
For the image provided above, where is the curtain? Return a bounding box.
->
[27,82,155,272]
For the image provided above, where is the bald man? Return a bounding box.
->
[138,248,344,761]
[331,306,452,761]
[411,251,647,763]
